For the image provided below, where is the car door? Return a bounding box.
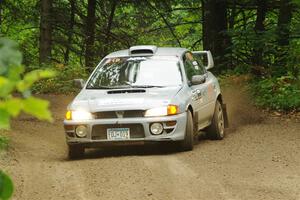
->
[193,51,218,122]
[183,52,209,126]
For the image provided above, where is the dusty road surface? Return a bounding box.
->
[1,84,300,200]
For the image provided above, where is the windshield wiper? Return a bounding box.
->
[87,84,164,89]
[130,85,165,88]
[86,86,113,89]
[86,85,131,89]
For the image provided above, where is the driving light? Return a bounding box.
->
[144,105,179,117]
[65,110,93,120]
[75,125,88,137]
[150,123,163,135]
[167,105,178,115]
[65,111,72,120]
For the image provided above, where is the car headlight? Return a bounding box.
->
[144,105,179,117]
[65,110,94,120]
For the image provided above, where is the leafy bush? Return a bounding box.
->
[251,75,300,111]
[0,38,55,129]
[287,41,300,79]
[32,64,87,94]
[0,37,55,199]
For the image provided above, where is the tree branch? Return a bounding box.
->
[145,0,182,47]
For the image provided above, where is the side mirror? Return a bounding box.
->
[73,79,85,89]
[191,75,206,85]
[192,50,214,70]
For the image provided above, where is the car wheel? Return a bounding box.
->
[68,145,84,159]
[206,100,225,140]
[180,111,194,151]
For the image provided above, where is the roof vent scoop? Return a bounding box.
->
[129,45,157,55]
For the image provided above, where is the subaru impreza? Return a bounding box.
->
[64,45,228,158]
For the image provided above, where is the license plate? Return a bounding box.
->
[107,128,130,140]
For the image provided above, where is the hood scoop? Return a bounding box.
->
[107,89,146,94]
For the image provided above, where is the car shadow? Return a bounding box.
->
[83,143,180,159]
[70,132,208,160]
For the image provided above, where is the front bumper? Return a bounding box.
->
[63,112,187,147]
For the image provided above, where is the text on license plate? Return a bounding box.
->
[107,128,130,140]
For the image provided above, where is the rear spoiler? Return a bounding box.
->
[192,51,214,70]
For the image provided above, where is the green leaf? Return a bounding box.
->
[0,99,23,117]
[0,77,15,98]
[7,65,25,81]
[36,70,57,78]
[22,97,53,122]
[16,69,56,92]
[0,171,14,200]
[0,109,10,130]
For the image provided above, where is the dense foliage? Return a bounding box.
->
[0,0,299,110]
[251,75,300,110]
[32,64,87,93]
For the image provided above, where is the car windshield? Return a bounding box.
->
[86,56,183,89]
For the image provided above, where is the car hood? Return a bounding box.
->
[69,86,182,112]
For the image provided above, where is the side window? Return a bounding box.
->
[183,52,205,81]
[193,53,206,75]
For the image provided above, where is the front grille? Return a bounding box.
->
[94,110,145,119]
[92,124,145,140]
[94,111,116,119]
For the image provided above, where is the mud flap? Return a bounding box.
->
[222,104,229,128]
[193,112,199,135]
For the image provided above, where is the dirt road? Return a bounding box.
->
[1,84,300,200]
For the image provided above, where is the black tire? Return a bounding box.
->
[206,100,225,140]
[180,111,194,151]
[68,145,84,159]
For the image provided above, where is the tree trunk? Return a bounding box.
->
[252,0,267,67]
[202,0,229,70]
[277,0,293,47]
[85,0,96,70]
[64,0,76,64]
[276,0,293,71]
[103,0,117,56]
[0,1,2,28]
[39,0,52,64]
[228,0,236,30]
